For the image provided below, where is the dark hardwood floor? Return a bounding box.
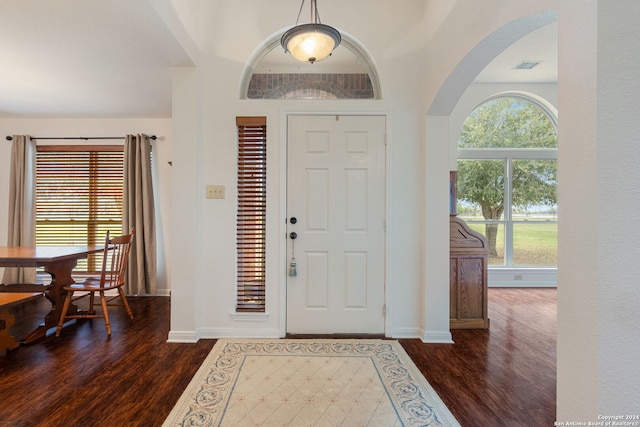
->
[0,288,556,426]
[401,288,557,427]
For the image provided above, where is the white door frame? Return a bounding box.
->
[278,111,391,336]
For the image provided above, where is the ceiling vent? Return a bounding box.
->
[513,60,542,70]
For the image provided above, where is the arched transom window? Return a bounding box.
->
[241,35,381,100]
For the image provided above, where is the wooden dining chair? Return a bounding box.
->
[55,228,135,337]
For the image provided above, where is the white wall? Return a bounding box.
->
[557,0,640,420]
[0,118,173,294]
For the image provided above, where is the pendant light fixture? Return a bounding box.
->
[281,0,341,64]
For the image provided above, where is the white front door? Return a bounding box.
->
[286,115,386,334]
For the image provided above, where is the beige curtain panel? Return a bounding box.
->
[123,134,157,295]
[2,135,37,284]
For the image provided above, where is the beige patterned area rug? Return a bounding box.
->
[163,339,460,427]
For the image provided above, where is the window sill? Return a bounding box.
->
[229,312,271,322]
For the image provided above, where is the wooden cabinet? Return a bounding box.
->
[449,215,490,329]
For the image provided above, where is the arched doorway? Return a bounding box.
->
[422,10,558,341]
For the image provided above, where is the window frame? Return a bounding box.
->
[457,148,557,268]
[35,144,124,273]
[456,93,558,270]
[235,117,267,312]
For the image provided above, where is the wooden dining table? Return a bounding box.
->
[0,246,102,344]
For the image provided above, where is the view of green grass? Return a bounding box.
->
[463,218,557,266]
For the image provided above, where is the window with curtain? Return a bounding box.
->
[36,145,124,272]
[236,117,267,312]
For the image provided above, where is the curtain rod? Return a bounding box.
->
[5,135,157,141]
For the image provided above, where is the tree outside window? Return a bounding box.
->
[457,96,557,267]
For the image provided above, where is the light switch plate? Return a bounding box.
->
[206,185,225,199]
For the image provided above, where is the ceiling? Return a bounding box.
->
[474,22,557,83]
[0,0,191,118]
[0,2,556,118]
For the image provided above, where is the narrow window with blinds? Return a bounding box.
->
[236,117,267,312]
[36,145,124,273]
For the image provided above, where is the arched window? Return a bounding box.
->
[240,34,381,100]
[457,95,557,267]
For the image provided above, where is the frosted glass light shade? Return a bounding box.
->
[281,23,341,64]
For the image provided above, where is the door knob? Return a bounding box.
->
[289,232,297,239]
[290,217,297,224]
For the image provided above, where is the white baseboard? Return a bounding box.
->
[197,327,284,339]
[421,330,454,344]
[388,327,422,339]
[166,330,200,343]
[166,327,285,343]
